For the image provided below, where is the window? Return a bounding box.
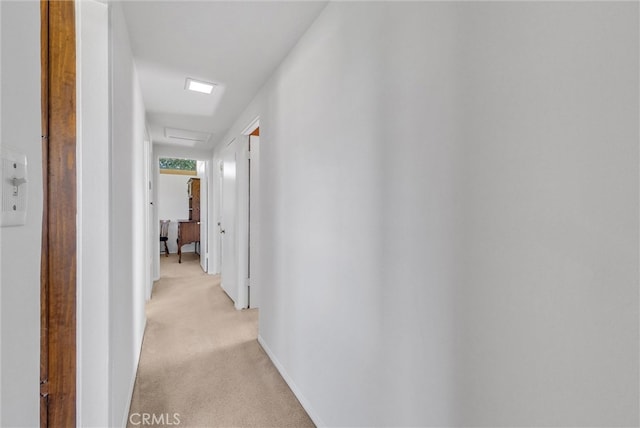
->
[159,158,197,176]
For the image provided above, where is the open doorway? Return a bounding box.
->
[155,157,209,276]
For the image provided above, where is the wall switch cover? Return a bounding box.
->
[1,146,28,227]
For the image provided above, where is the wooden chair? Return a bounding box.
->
[160,220,170,256]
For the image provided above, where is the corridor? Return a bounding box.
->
[0,1,637,425]
[127,254,314,427]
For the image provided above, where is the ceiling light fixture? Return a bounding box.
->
[165,127,212,144]
[185,78,216,94]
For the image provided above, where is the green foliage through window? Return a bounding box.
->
[159,158,197,171]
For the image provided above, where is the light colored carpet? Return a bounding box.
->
[127,253,315,428]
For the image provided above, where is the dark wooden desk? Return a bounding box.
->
[177,220,200,263]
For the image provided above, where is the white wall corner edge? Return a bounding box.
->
[120,366,136,428]
[120,328,145,428]
[0,2,3,424]
[257,335,326,427]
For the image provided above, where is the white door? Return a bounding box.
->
[220,147,238,304]
[220,136,252,309]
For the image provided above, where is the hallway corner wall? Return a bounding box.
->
[0,3,2,420]
[0,2,42,426]
[76,0,110,426]
[217,2,639,427]
[109,2,148,426]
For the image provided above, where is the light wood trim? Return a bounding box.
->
[160,168,198,176]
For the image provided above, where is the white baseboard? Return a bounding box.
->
[257,335,326,427]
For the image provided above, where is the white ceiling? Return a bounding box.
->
[121,1,328,149]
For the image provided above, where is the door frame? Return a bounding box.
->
[152,148,210,279]
[144,130,152,300]
[218,117,260,310]
[244,121,260,308]
[198,160,210,273]
[40,1,77,426]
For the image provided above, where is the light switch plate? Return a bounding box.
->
[1,146,28,227]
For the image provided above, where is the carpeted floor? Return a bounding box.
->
[127,253,315,427]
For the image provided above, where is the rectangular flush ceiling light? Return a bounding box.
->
[185,78,215,94]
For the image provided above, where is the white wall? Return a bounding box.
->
[158,173,196,254]
[216,2,639,426]
[442,5,637,425]
[0,2,42,426]
[110,3,148,426]
[0,4,3,421]
[76,0,110,426]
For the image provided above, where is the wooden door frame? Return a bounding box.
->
[40,1,77,426]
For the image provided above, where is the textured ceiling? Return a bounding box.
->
[121,1,328,149]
